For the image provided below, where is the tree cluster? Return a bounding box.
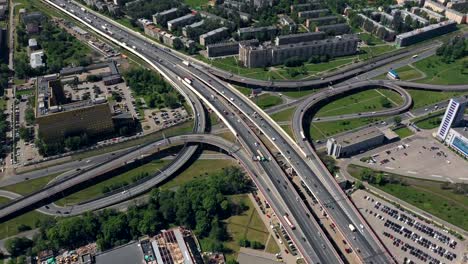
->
[15,20,91,79]
[436,36,467,63]
[35,133,89,156]
[15,167,251,256]
[0,63,10,96]
[123,68,182,109]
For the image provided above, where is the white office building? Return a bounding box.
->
[436,98,467,141]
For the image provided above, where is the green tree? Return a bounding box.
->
[380,97,392,108]
[394,116,402,125]
[5,237,33,257]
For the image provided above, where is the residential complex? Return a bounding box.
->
[239,34,359,68]
[395,20,457,46]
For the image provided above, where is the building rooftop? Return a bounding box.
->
[167,13,195,25]
[155,7,178,17]
[452,127,468,139]
[333,127,384,147]
[30,50,45,69]
[28,38,38,47]
[185,20,204,29]
[200,27,228,38]
[96,242,144,264]
[72,26,88,35]
[238,25,276,34]
[271,34,358,50]
[275,31,325,40]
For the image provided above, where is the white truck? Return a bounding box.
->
[349,224,356,232]
[182,60,190,66]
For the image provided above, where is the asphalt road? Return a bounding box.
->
[21,0,468,262]
[37,1,395,262]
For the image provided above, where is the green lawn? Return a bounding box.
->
[348,165,468,231]
[280,89,319,98]
[271,107,296,122]
[315,89,401,117]
[359,45,396,60]
[358,32,385,45]
[415,116,442,130]
[55,160,171,206]
[408,89,467,109]
[414,55,468,85]
[0,99,6,111]
[0,197,53,239]
[160,159,238,190]
[394,65,423,81]
[200,194,270,261]
[310,118,384,140]
[184,0,210,8]
[197,55,355,81]
[234,85,252,96]
[393,126,414,139]
[280,125,294,138]
[413,111,444,130]
[252,94,283,109]
[265,236,281,254]
[1,172,64,195]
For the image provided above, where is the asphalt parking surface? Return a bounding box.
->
[362,136,468,182]
[352,190,466,264]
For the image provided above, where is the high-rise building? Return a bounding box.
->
[436,98,467,141]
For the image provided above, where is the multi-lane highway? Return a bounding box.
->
[10,0,468,263]
[33,0,392,262]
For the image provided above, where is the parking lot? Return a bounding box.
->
[148,107,190,131]
[353,190,466,264]
[357,136,468,182]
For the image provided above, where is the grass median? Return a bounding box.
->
[1,172,65,195]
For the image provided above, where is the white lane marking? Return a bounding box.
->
[431,174,443,178]
[407,171,417,174]
[385,167,394,170]
[458,178,468,181]
[446,178,454,183]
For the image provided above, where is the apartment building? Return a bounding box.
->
[199,27,229,46]
[395,20,457,46]
[239,35,358,68]
[167,14,196,32]
[274,32,325,45]
[238,26,277,40]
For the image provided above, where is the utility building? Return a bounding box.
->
[327,127,385,158]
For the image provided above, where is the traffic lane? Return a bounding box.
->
[47,2,374,260]
[193,80,339,263]
[199,86,328,263]
[349,46,438,82]
[200,76,390,262]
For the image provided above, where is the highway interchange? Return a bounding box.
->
[1,1,468,263]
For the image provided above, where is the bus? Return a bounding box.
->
[284,214,296,229]
[386,70,400,80]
